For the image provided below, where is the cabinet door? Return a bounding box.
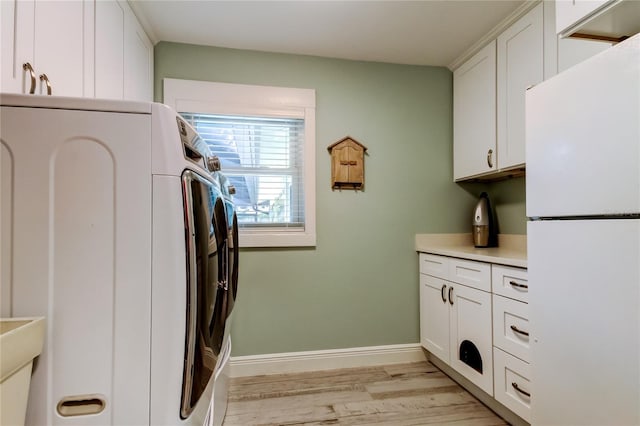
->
[124,1,154,101]
[497,3,543,170]
[555,0,611,35]
[419,274,450,363]
[453,41,496,181]
[1,0,34,93]
[332,146,351,185]
[95,0,126,99]
[33,0,92,96]
[449,283,493,395]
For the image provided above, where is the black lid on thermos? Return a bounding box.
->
[473,192,496,247]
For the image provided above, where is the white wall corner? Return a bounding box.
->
[448,0,542,71]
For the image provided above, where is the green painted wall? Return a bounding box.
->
[155,42,492,356]
[486,177,527,235]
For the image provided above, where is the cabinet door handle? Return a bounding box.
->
[23,62,36,94]
[448,286,454,305]
[487,149,494,168]
[440,284,447,303]
[39,74,52,95]
[512,382,531,398]
[510,325,530,337]
[509,280,528,289]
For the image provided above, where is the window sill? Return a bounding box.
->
[239,230,316,248]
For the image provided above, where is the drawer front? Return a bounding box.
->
[494,347,531,422]
[492,295,531,363]
[448,258,491,292]
[419,253,449,279]
[492,265,528,302]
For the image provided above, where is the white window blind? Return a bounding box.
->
[180,113,306,230]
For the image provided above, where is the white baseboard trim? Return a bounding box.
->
[229,343,426,378]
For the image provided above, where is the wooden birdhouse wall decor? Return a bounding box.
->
[327,136,367,190]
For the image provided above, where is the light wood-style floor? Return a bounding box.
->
[222,361,508,425]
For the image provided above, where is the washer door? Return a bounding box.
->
[226,205,239,318]
[180,170,228,419]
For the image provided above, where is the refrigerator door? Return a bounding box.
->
[528,219,640,425]
[526,33,640,218]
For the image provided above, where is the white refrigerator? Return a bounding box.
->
[526,33,639,425]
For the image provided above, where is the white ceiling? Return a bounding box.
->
[130,0,529,68]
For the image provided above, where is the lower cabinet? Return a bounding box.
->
[419,254,493,395]
[419,253,530,422]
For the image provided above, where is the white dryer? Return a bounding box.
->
[0,93,237,425]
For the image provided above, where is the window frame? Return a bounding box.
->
[164,78,316,248]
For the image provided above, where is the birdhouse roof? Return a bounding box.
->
[327,136,368,152]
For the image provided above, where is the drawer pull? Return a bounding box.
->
[448,287,454,305]
[512,382,531,398]
[441,284,447,303]
[510,325,530,337]
[509,280,528,289]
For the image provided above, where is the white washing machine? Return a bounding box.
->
[0,93,237,425]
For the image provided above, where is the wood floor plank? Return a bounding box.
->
[334,402,507,426]
[223,404,337,426]
[332,391,476,417]
[226,390,373,416]
[222,361,508,426]
[229,367,390,401]
[365,373,458,395]
[382,362,440,377]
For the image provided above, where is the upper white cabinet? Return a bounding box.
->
[33,0,92,96]
[95,0,126,99]
[123,4,154,102]
[1,0,90,96]
[497,3,543,171]
[1,0,152,101]
[556,0,640,40]
[95,1,153,101]
[454,4,543,181]
[453,41,497,180]
[1,0,33,94]
[555,0,611,35]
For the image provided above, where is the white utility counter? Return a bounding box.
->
[415,233,527,268]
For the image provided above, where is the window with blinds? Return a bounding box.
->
[163,78,316,247]
[181,113,306,230]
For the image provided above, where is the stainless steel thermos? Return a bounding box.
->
[473,192,495,247]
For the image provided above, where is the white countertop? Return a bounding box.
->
[415,233,527,268]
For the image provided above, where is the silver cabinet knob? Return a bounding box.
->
[207,156,221,172]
